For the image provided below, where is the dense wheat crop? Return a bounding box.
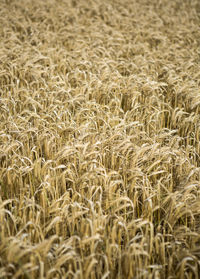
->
[0,0,200,278]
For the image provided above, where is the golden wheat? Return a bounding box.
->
[0,0,200,278]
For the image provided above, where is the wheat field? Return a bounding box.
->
[0,0,200,278]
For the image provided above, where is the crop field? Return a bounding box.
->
[0,0,200,278]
